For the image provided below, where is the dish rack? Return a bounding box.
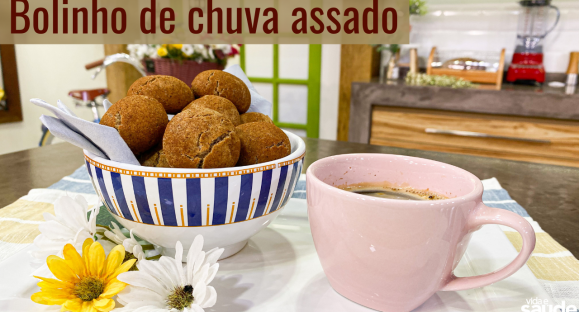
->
[427,47,506,90]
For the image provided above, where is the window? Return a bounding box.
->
[240,44,321,138]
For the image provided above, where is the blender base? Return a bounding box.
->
[506,53,546,84]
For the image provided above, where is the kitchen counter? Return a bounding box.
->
[2,141,579,257]
[348,78,579,168]
[350,81,579,144]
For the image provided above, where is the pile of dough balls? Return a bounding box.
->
[100,71,292,169]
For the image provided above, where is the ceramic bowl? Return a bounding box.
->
[83,131,305,259]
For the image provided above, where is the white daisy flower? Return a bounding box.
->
[212,44,232,55]
[182,44,195,57]
[103,222,147,265]
[136,44,149,60]
[201,49,210,59]
[127,44,140,58]
[148,45,160,59]
[116,236,223,312]
[30,195,98,267]
[193,44,205,53]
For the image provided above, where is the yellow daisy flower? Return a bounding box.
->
[170,44,183,49]
[157,47,168,57]
[31,238,136,312]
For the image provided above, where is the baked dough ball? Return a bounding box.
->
[139,143,171,168]
[128,75,194,114]
[235,122,291,166]
[191,70,251,114]
[240,112,273,125]
[163,108,240,168]
[100,95,168,155]
[183,95,240,126]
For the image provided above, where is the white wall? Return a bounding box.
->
[0,45,107,155]
[319,44,340,141]
[410,0,579,73]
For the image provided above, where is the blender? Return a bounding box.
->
[506,0,560,84]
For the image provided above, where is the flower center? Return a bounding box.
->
[73,277,104,301]
[123,251,138,271]
[166,285,194,310]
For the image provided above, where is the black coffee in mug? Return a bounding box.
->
[339,184,447,201]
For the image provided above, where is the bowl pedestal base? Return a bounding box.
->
[161,239,249,261]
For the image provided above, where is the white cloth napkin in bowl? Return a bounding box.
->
[32,98,140,165]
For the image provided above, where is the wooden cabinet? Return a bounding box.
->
[370,107,579,167]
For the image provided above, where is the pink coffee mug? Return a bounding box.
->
[306,154,536,312]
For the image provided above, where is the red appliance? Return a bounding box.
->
[506,0,560,84]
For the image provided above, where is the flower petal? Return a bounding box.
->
[82,238,94,269]
[73,195,89,213]
[106,259,136,283]
[43,212,58,222]
[80,301,95,312]
[93,298,115,311]
[136,260,175,290]
[192,263,209,289]
[62,298,83,311]
[38,220,77,241]
[103,245,125,278]
[35,276,73,289]
[112,301,166,312]
[87,206,99,235]
[204,264,219,286]
[111,222,126,239]
[186,236,204,283]
[193,251,205,277]
[104,231,123,245]
[158,257,182,287]
[116,285,164,304]
[37,281,71,292]
[54,196,88,232]
[36,287,73,297]
[173,241,185,285]
[117,272,169,297]
[192,281,206,306]
[203,248,223,267]
[31,291,69,305]
[99,278,127,298]
[132,244,144,261]
[122,238,137,252]
[87,242,106,277]
[189,304,205,312]
[199,286,217,308]
[63,244,86,278]
[174,241,183,263]
[47,255,78,282]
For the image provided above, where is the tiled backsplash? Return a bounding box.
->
[410,0,579,73]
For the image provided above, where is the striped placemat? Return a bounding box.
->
[0,167,578,307]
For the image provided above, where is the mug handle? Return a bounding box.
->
[441,203,536,291]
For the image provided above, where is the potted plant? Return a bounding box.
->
[127,44,240,84]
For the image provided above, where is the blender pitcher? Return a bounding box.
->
[507,0,560,83]
[516,0,560,53]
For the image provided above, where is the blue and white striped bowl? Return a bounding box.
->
[84,131,305,259]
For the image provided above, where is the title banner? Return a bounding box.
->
[0,0,409,44]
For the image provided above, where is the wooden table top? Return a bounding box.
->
[2,139,579,257]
